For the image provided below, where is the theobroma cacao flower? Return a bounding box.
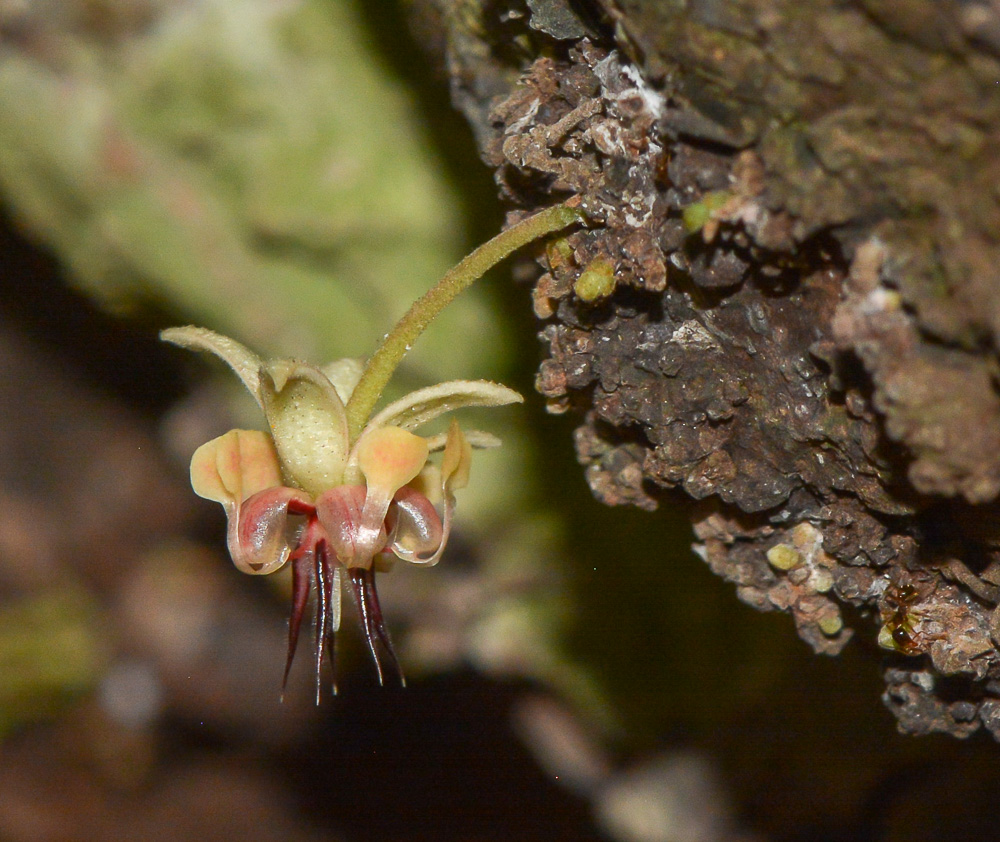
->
[161,326,520,697]
[159,201,583,699]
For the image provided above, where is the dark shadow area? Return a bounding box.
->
[281,671,606,842]
[0,203,186,416]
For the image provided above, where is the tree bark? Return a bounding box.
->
[431,0,1000,740]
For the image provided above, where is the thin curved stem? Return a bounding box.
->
[344,201,584,441]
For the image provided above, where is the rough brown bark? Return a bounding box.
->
[429,0,1000,739]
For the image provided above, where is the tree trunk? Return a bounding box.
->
[431,0,1000,740]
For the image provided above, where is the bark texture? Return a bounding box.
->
[430,0,1000,739]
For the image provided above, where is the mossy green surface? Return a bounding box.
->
[682,190,732,234]
[573,256,616,302]
[0,0,499,385]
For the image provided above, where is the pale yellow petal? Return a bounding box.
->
[189,429,283,506]
[408,464,443,504]
[351,427,430,563]
[441,419,472,493]
[406,420,470,568]
[355,426,429,493]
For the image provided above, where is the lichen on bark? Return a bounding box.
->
[433,0,1000,739]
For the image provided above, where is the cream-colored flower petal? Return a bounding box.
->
[321,358,365,403]
[407,421,471,567]
[353,426,429,562]
[364,380,523,434]
[188,432,300,576]
[441,419,472,493]
[355,426,429,494]
[161,327,265,409]
[408,464,443,505]
[260,362,350,497]
[189,429,283,507]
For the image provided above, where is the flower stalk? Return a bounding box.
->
[161,201,584,697]
[344,201,584,440]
